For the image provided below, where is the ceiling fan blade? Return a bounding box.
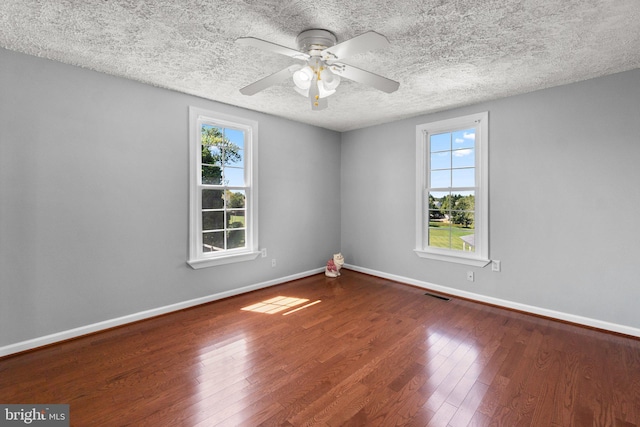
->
[331,63,399,93]
[322,31,390,61]
[239,66,297,96]
[236,37,309,60]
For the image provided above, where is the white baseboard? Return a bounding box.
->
[0,268,324,358]
[345,264,640,338]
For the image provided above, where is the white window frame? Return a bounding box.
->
[187,107,259,269]
[414,111,490,267]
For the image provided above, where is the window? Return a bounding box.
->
[188,107,259,269]
[415,112,489,266]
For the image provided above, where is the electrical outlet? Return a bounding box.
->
[491,260,501,272]
[271,259,276,267]
[261,248,267,258]
[466,271,474,282]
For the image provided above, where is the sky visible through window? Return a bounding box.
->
[429,128,475,188]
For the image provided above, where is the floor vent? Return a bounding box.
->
[424,292,451,301]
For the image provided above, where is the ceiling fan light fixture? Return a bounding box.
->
[293,66,314,89]
[295,79,336,99]
[237,29,399,110]
[319,67,340,91]
[317,81,337,98]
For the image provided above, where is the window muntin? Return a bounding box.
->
[188,107,259,269]
[415,112,489,266]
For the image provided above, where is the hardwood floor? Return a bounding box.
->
[2,270,639,426]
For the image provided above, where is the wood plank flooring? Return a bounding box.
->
[1,270,640,426]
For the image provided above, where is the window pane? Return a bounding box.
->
[227,230,245,249]
[220,128,243,167]
[202,143,222,185]
[452,148,474,168]
[225,149,244,167]
[452,168,475,187]
[202,165,222,185]
[430,170,450,188]
[449,192,475,228]
[452,191,475,211]
[202,126,225,166]
[430,151,451,170]
[430,133,451,152]
[202,189,224,209]
[226,190,245,208]
[452,129,475,149]
[428,222,451,249]
[224,167,244,186]
[225,128,245,150]
[428,191,448,209]
[202,211,224,231]
[203,231,224,252]
[227,210,245,228]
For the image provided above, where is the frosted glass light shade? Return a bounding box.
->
[295,81,336,98]
[293,60,340,99]
[293,66,314,90]
[320,67,340,91]
[317,81,336,98]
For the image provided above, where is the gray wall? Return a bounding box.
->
[341,69,640,330]
[0,48,341,347]
[2,45,639,350]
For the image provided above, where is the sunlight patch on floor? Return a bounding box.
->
[282,300,322,315]
[241,296,309,314]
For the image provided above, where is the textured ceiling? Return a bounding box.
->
[1,0,639,132]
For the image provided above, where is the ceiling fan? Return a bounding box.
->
[236,29,400,110]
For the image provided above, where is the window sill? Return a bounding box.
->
[414,249,490,267]
[188,251,261,269]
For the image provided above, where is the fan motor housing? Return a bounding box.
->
[296,29,337,54]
